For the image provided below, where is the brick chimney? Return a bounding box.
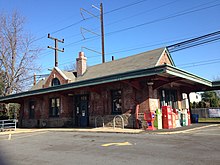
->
[76,52,87,77]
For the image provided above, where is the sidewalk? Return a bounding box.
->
[0,123,219,135]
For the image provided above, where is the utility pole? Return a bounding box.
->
[80,3,105,63]
[100,3,105,63]
[47,33,64,67]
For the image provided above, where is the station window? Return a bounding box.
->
[160,89,178,108]
[51,78,60,86]
[49,98,60,117]
[29,101,35,119]
[111,90,122,114]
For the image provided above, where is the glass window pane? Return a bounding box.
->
[56,98,60,107]
[111,90,122,114]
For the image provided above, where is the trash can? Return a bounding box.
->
[192,114,199,123]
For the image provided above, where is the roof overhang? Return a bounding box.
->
[210,81,220,90]
[0,64,213,103]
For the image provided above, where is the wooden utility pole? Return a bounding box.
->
[47,33,64,67]
[100,3,105,63]
[81,3,105,63]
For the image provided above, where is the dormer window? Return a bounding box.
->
[51,78,60,86]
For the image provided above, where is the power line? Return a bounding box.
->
[39,30,220,70]
[36,1,220,68]
[104,0,149,14]
[49,36,220,69]
[178,57,220,68]
[34,0,220,56]
[179,60,220,69]
[167,31,220,52]
[31,0,149,44]
[59,0,179,41]
[106,3,220,36]
[104,0,180,28]
[60,1,220,50]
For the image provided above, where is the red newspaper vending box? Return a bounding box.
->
[144,111,156,130]
[187,109,191,125]
[162,106,173,129]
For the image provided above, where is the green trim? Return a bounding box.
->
[212,81,220,87]
[0,64,214,102]
[165,65,212,86]
[0,66,166,102]
[164,47,176,67]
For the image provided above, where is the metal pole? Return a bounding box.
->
[100,3,105,63]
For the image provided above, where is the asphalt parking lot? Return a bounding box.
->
[0,124,220,165]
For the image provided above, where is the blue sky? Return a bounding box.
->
[0,0,220,81]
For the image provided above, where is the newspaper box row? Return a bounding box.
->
[144,106,191,130]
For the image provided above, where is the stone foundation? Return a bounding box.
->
[90,114,136,128]
[20,118,74,128]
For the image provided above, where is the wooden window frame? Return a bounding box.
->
[160,89,178,108]
[51,78,60,86]
[111,89,122,115]
[29,101,35,119]
[49,97,60,117]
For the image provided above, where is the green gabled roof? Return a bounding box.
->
[77,47,168,81]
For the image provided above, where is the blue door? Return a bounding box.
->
[75,95,89,127]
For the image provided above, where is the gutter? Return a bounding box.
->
[0,65,166,102]
[165,65,212,87]
[0,64,213,103]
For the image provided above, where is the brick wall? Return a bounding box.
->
[19,80,163,128]
[157,51,172,65]
[43,68,69,88]
[20,93,74,128]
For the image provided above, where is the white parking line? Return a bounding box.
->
[156,124,220,135]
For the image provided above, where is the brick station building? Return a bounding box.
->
[0,47,215,128]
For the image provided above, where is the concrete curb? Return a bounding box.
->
[45,127,145,134]
[1,124,219,135]
[155,124,220,135]
[0,127,145,135]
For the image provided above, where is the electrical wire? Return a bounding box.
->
[106,3,220,36]
[59,1,220,50]
[31,0,150,44]
[104,0,149,14]
[35,1,220,69]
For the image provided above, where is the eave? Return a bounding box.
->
[0,64,213,103]
[0,65,166,102]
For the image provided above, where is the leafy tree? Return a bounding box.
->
[202,91,220,107]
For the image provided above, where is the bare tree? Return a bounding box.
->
[0,11,40,96]
[63,63,76,72]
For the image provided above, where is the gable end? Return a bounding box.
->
[156,48,175,66]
